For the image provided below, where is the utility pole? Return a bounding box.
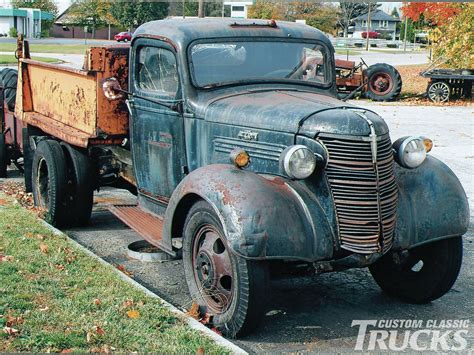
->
[403,14,408,51]
[198,0,204,18]
[365,4,371,51]
[183,0,185,19]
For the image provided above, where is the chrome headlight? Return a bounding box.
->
[280,145,316,179]
[393,136,428,169]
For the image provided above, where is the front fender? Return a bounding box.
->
[393,156,470,250]
[163,164,333,261]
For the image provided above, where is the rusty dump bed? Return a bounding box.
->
[15,41,130,148]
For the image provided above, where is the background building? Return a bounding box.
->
[0,7,53,37]
[353,9,400,40]
[223,0,253,19]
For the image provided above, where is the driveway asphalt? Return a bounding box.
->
[2,102,473,353]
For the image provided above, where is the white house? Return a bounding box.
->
[0,7,53,38]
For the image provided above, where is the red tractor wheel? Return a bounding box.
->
[364,63,402,101]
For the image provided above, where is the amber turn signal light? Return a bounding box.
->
[230,148,250,169]
[421,137,433,153]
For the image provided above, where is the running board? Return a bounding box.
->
[109,205,174,256]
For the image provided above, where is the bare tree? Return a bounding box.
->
[338,2,380,37]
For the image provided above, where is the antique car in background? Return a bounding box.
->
[1,19,469,337]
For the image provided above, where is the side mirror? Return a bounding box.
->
[102,77,125,100]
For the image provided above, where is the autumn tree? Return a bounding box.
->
[401,2,461,26]
[109,1,168,29]
[429,3,473,68]
[248,1,337,34]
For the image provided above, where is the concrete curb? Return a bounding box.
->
[40,219,248,355]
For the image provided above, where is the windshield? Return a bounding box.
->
[190,40,330,88]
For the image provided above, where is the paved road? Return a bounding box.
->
[2,102,473,352]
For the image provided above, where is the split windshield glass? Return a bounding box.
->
[190,40,329,88]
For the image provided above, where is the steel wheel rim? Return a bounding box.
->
[428,82,449,102]
[36,157,49,207]
[192,224,233,314]
[369,72,393,95]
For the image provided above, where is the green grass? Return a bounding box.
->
[0,43,91,55]
[0,55,62,65]
[335,48,361,55]
[0,193,227,353]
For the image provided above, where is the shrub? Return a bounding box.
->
[8,27,18,38]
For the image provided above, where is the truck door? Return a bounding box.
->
[129,40,186,202]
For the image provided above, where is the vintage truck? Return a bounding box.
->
[1,19,470,337]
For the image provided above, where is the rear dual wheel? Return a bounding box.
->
[32,140,93,227]
[0,134,8,178]
[183,201,268,338]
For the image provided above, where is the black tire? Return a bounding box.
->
[32,140,69,227]
[369,236,463,304]
[22,127,33,192]
[0,134,7,178]
[0,68,18,111]
[61,143,93,226]
[182,200,268,337]
[365,63,402,101]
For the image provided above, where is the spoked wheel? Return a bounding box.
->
[193,225,234,313]
[369,236,463,304]
[365,63,402,101]
[427,81,450,102]
[183,200,268,337]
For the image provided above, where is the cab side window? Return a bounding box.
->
[136,46,179,99]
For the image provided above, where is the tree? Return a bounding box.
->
[337,2,380,37]
[69,0,111,38]
[400,18,415,42]
[12,0,58,35]
[109,1,168,29]
[247,1,338,34]
[401,2,461,26]
[390,7,400,19]
[429,3,473,68]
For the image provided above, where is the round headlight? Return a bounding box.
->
[280,145,316,179]
[394,136,427,169]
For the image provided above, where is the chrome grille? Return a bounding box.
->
[319,134,398,254]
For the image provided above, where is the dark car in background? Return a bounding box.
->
[114,31,132,42]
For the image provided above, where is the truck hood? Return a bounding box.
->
[204,90,389,137]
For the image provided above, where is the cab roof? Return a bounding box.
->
[133,18,332,49]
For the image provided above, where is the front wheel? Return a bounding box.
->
[182,200,268,337]
[369,237,463,304]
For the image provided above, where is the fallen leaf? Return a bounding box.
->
[61,349,73,353]
[55,264,65,271]
[126,310,140,319]
[39,243,48,254]
[6,315,23,327]
[199,312,211,325]
[122,299,134,308]
[95,326,105,336]
[196,347,205,355]
[39,306,49,312]
[116,264,133,277]
[187,302,200,320]
[0,198,8,205]
[86,331,92,343]
[0,255,13,262]
[93,298,101,306]
[3,326,19,336]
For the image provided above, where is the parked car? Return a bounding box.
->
[362,31,380,39]
[114,31,132,42]
[3,20,469,337]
